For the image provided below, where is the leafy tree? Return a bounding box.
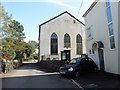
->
[13,40,26,52]
[0,4,38,61]
[28,40,38,53]
[22,41,38,60]
[1,38,16,60]
[24,43,33,57]
[0,3,4,22]
[2,20,25,40]
[0,4,13,60]
[0,4,26,61]
[8,20,25,40]
[1,4,25,40]
[0,3,12,39]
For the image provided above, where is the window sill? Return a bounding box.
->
[51,54,58,55]
[109,48,116,51]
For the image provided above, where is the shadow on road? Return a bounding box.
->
[19,62,57,73]
[19,62,40,70]
[73,72,120,89]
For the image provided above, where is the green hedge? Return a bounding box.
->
[39,60,68,72]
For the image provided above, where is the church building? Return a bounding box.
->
[38,11,86,61]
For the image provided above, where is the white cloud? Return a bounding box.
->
[1,0,79,11]
[1,0,119,2]
[46,0,79,12]
[1,0,91,2]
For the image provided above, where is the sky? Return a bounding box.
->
[1,0,95,43]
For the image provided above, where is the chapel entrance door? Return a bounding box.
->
[61,50,71,62]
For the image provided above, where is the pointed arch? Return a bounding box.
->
[76,34,82,55]
[64,33,71,48]
[51,32,58,55]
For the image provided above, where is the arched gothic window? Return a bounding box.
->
[51,33,58,55]
[76,34,82,55]
[64,33,71,48]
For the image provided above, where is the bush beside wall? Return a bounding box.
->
[4,60,14,73]
[2,59,22,73]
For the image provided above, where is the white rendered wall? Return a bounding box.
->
[39,13,86,60]
[84,1,119,74]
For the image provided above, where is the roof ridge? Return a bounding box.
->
[39,11,84,26]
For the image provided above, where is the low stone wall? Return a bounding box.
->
[13,59,22,69]
[39,60,68,72]
[41,55,59,60]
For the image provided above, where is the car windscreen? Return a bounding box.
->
[70,58,81,64]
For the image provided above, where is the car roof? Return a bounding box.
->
[72,57,82,60]
[72,57,92,60]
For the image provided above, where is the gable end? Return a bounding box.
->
[39,11,85,27]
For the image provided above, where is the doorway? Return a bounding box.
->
[92,41,105,71]
[98,48,105,71]
[61,50,71,62]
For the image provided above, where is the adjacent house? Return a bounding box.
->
[38,11,86,61]
[83,0,120,74]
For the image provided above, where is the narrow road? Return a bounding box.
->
[2,62,78,89]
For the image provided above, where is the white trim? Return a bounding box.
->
[108,21,112,25]
[109,35,114,37]
[109,48,116,51]
[63,48,71,50]
[106,4,110,9]
[86,25,93,41]
[109,35,115,50]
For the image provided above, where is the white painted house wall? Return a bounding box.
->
[118,1,120,74]
[83,0,119,74]
[39,12,86,61]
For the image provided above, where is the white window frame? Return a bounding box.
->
[86,25,93,41]
[105,1,116,50]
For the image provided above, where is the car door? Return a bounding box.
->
[87,58,95,72]
[80,58,89,73]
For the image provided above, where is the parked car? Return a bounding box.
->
[59,57,98,78]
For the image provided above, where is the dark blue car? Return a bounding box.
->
[59,57,98,78]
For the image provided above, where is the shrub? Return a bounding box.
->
[46,58,50,60]
[39,60,67,72]
[33,54,38,59]
[3,60,14,73]
[52,58,56,60]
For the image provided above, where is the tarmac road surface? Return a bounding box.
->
[2,62,79,89]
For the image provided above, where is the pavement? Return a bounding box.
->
[73,71,120,89]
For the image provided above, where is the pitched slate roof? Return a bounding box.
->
[39,11,85,26]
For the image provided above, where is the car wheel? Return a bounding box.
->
[74,71,80,78]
